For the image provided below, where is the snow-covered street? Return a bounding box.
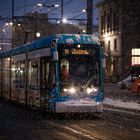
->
[0,97,140,140]
[104,98,140,110]
[104,84,140,112]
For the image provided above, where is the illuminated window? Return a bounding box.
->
[132,48,140,55]
[101,16,104,34]
[108,41,110,51]
[114,39,117,51]
[110,8,112,31]
[107,13,110,32]
[28,59,39,89]
[103,11,106,32]
[132,57,140,66]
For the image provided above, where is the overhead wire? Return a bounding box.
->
[44,0,74,17]
[63,0,73,6]
[0,0,88,23]
[70,13,86,19]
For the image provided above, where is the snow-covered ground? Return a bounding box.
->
[104,98,140,111]
[104,84,140,111]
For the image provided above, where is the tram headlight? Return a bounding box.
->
[69,87,76,94]
[63,88,68,92]
[86,87,98,94]
[63,87,76,95]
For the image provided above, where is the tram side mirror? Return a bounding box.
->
[102,58,106,68]
[53,51,58,61]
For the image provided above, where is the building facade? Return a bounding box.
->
[97,0,140,82]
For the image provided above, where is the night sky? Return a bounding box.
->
[0,0,100,28]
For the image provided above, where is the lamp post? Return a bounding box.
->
[36,32,41,38]
[12,0,15,48]
[61,0,64,33]
[87,0,93,34]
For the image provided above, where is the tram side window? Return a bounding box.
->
[40,60,56,88]
[49,62,56,86]
[11,60,16,87]
[3,58,10,92]
[28,59,39,89]
[15,62,21,88]
[11,61,25,88]
[41,62,49,86]
[20,62,25,88]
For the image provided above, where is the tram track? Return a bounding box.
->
[0,100,139,140]
[46,121,105,140]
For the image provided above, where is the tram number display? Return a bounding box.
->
[64,49,89,55]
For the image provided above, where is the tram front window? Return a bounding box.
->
[60,56,99,90]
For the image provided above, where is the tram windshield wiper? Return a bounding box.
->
[82,75,95,89]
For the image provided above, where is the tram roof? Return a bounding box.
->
[0,34,101,58]
[56,34,100,45]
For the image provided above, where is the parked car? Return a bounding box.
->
[117,76,132,89]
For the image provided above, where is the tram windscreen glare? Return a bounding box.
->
[60,56,99,87]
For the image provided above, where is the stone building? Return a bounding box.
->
[97,0,140,82]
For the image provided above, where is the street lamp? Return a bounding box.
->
[36,32,41,38]
[57,20,61,24]
[34,3,60,36]
[83,29,86,33]
[37,3,60,8]
[82,9,86,13]
[54,4,59,8]
[34,3,59,13]
[62,18,67,23]
[37,3,43,7]
[0,21,14,51]
[5,23,9,26]
[17,23,21,27]
[9,22,13,26]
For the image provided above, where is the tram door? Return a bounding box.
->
[40,58,51,110]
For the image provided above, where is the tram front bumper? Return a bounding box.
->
[55,101,103,113]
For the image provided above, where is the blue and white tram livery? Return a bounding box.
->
[0,34,104,113]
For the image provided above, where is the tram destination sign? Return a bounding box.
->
[63,48,96,55]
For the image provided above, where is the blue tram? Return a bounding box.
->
[0,34,104,113]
